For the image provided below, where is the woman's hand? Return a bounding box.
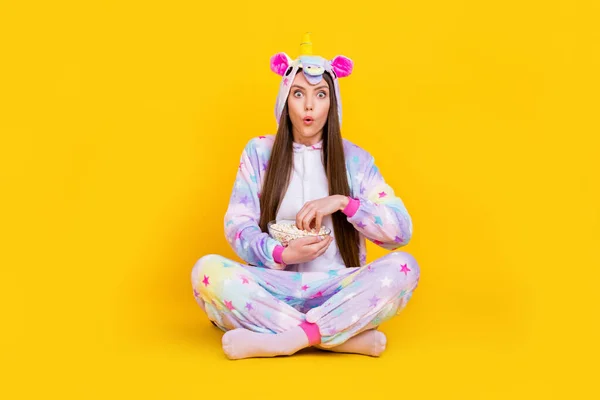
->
[281,235,334,265]
[296,195,349,231]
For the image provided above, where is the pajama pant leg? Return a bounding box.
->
[191,252,420,348]
[303,251,421,348]
[191,254,325,334]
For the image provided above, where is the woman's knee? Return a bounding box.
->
[191,254,227,288]
[378,251,420,283]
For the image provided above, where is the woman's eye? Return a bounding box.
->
[293,90,326,98]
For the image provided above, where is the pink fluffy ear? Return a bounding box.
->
[270,52,292,76]
[331,55,354,78]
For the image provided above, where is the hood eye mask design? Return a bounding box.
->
[269,32,354,127]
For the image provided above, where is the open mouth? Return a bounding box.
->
[303,117,314,124]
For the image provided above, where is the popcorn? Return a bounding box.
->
[268,220,331,247]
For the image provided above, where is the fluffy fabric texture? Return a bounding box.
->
[331,55,354,78]
[270,52,291,76]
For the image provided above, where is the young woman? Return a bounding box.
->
[191,33,421,360]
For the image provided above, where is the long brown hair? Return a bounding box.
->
[258,70,360,268]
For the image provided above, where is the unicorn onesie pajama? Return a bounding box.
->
[191,33,421,353]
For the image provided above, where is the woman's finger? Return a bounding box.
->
[302,210,315,232]
[315,237,333,256]
[296,235,321,246]
[311,235,332,252]
[296,205,308,230]
[314,211,323,232]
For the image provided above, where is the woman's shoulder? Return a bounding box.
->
[241,135,276,156]
[342,138,373,163]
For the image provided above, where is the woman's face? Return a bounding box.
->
[287,70,330,144]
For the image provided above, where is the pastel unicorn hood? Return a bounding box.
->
[270,32,354,127]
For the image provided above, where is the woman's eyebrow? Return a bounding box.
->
[291,85,329,90]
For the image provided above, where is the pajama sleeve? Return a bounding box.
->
[223,140,286,269]
[343,155,413,250]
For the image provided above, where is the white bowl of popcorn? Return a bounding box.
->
[268,219,331,247]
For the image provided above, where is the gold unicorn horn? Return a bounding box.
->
[299,32,313,55]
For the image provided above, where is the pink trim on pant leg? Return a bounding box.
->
[299,321,321,346]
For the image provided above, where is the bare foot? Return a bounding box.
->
[221,327,309,360]
[315,329,387,357]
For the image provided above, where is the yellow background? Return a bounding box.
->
[2,1,599,398]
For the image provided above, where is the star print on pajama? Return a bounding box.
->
[192,134,421,347]
[192,251,420,348]
[222,135,414,270]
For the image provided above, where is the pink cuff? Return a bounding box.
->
[273,245,286,265]
[342,196,360,217]
[299,321,321,346]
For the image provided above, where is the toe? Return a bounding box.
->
[221,331,236,359]
[373,331,387,357]
[305,309,318,323]
[379,332,387,352]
